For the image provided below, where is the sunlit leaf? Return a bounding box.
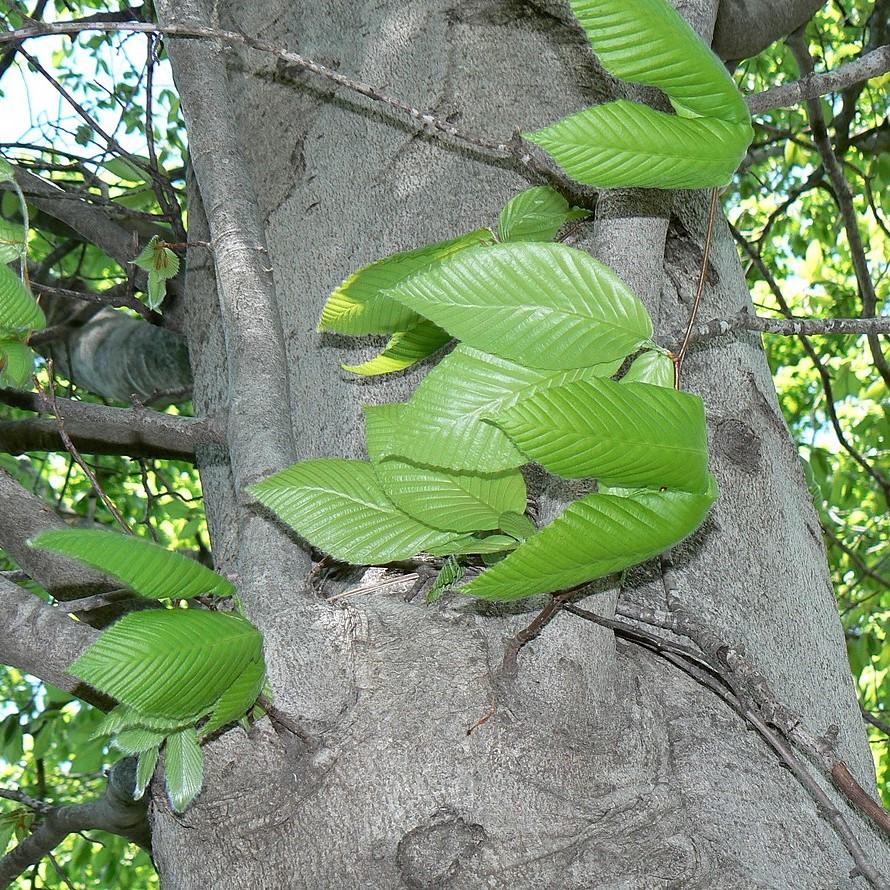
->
[497,186,588,242]
[341,319,451,376]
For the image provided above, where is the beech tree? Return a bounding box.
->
[0,0,889,887]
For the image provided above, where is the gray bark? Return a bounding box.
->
[148,1,889,888]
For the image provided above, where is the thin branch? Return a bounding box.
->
[0,788,50,815]
[673,188,720,387]
[665,310,890,348]
[788,30,890,391]
[0,18,589,199]
[0,387,222,462]
[863,710,890,739]
[499,589,578,679]
[747,44,890,114]
[30,280,157,322]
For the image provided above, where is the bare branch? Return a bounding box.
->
[747,45,890,114]
[0,387,219,462]
[0,759,149,889]
[0,574,103,704]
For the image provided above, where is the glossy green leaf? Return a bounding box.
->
[622,350,674,387]
[0,219,26,263]
[526,104,752,190]
[366,346,621,473]
[93,705,195,739]
[249,459,459,563]
[385,242,652,369]
[318,228,494,335]
[497,186,589,242]
[134,745,159,800]
[429,533,520,556]
[341,319,451,376]
[31,528,236,600]
[0,339,34,388]
[113,727,168,755]
[490,377,710,491]
[567,0,749,123]
[70,609,263,719]
[463,481,717,600]
[0,264,45,333]
[164,727,203,813]
[201,657,265,737]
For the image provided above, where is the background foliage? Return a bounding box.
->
[0,0,886,885]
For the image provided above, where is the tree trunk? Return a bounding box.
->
[150,1,889,886]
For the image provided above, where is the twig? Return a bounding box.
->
[747,45,890,114]
[29,280,156,321]
[864,710,890,739]
[673,188,720,387]
[42,363,133,533]
[46,851,76,890]
[0,788,50,815]
[499,589,576,678]
[325,572,419,603]
[255,694,315,748]
[0,18,587,198]
[788,31,890,391]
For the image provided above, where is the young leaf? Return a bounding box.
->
[497,186,588,243]
[200,657,265,738]
[0,339,35,389]
[70,609,263,719]
[622,350,674,387]
[30,528,236,600]
[93,705,195,739]
[0,218,26,263]
[429,534,520,556]
[318,228,494,335]
[0,264,45,333]
[462,480,718,600]
[526,105,752,190]
[248,459,460,563]
[341,319,451,376]
[134,745,159,800]
[366,346,621,473]
[133,236,179,311]
[426,556,463,603]
[384,242,652,369]
[113,727,168,755]
[567,0,749,123]
[164,727,203,813]
[490,377,710,492]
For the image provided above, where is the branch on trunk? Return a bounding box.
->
[0,759,149,889]
[0,387,222,461]
[0,466,111,600]
[0,574,104,705]
[712,0,824,62]
[746,45,890,114]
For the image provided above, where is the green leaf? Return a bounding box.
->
[497,186,589,242]
[490,377,710,492]
[70,609,263,719]
[30,528,236,600]
[622,350,674,387]
[341,319,451,376]
[93,705,194,739]
[499,511,537,540]
[103,157,150,182]
[426,556,463,603]
[0,264,45,333]
[566,0,749,123]
[318,228,494,335]
[526,104,752,190]
[429,534,519,556]
[0,218,27,263]
[0,339,35,389]
[113,727,168,755]
[248,459,460,563]
[366,345,621,473]
[384,242,652,369]
[164,727,203,812]
[0,818,16,856]
[146,271,167,312]
[0,158,14,183]
[201,657,265,737]
[366,405,527,531]
[462,480,717,600]
[134,745,159,800]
